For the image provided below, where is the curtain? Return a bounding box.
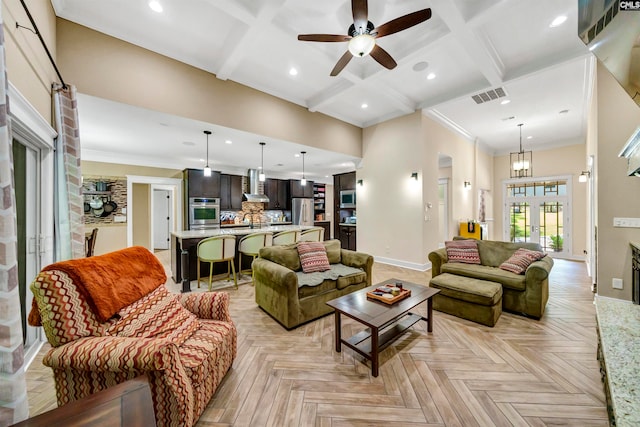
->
[53,84,84,260]
[0,4,28,425]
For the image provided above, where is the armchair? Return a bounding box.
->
[28,246,236,427]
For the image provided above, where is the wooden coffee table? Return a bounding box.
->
[326,279,440,377]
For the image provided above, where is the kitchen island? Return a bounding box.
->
[171,224,314,292]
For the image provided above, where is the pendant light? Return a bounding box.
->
[259,142,266,182]
[300,151,307,186]
[510,123,532,178]
[203,130,212,177]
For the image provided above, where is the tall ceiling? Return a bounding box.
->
[51,0,594,181]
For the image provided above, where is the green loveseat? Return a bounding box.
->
[429,240,554,320]
[253,239,373,329]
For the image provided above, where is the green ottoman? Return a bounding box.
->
[429,273,502,327]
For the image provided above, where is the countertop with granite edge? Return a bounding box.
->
[595,296,640,426]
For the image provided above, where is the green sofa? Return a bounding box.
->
[428,240,554,321]
[253,239,373,329]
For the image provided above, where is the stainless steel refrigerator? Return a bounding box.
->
[292,198,314,225]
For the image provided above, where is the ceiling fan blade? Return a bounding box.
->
[374,8,432,38]
[298,34,351,42]
[370,45,397,70]
[330,51,353,76]
[352,0,369,31]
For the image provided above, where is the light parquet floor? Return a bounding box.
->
[26,255,607,426]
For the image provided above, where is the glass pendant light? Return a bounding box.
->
[259,142,266,182]
[301,151,307,186]
[203,130,212,177]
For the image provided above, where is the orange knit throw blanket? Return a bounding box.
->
[29,246,167,325]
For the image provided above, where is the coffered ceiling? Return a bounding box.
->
[52,0,594,180]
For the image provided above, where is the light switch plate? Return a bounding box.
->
[612,278,623,289]
[613,217,640,228]
[113,215,126,223]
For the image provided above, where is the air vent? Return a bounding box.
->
[471,87,507,104]
[580,0,619,44]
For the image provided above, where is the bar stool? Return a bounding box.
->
[85,228,98,257]
[298,227,324,242]
[238,231,273,284]
[197,235,237,291]
[272,229,300,246]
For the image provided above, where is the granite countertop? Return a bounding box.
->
[595,296,640,426]
[220,221,292,228]
[339,223,356,227]
[172,224,313,239]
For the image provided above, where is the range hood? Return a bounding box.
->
[243,169,270,203]
[619,126,640,177]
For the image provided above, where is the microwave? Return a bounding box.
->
[339,189,356,208]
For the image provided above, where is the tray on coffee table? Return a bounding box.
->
[366,287,411,304]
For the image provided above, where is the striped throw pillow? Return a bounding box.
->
[445,240,481,264]
[297,242,331,273]
[499,248,546,274]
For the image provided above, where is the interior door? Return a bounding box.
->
[153,189,171,250]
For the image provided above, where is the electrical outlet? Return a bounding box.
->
[612,278,623,289]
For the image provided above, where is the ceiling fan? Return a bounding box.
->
[297,0,432,76]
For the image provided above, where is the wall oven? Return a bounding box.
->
[188,197,220,229]
[339,189,356,208]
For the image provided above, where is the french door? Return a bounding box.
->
[504,178,571,257]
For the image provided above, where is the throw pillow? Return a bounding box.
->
[499,248,546,274]
[105,285,199,346]
[297,241,331,273]
[445,240,481,264]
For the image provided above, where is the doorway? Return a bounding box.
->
[153,188,172,250]
[503,177,572,257]
[438,154,453,247]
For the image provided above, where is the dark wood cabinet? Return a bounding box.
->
[184,168,220,198]
[289,179,314,198]
[264,178,290,210]
[336,171,356,191]
[338,225,356,250]
[333,171,356,240]
[220,174,243,210]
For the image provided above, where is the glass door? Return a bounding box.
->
[505,179,570,256]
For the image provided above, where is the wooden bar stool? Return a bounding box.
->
[197,235,237,290]
[238,231,273,285]
[272,229,300,245]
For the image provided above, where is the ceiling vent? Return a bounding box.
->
[471,87,507,104]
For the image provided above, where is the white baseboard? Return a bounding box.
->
[374,256,431,272]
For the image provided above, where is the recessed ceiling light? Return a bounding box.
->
[501,116,516,121]
[413,61,429,72]
[500,99,511,105]
[225,140,232,144]
[289,67,298,76]
[182,141,195,146]
[325,175,329,178]
[550,15,567,27]
[559,109,569,114]
[148,0,163,13]
[527,136,533,139]
[427,73,436,80]
[294,153,300,158]
[199,158,204,162]
[361,103,368,109]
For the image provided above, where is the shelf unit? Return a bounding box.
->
[313,183,325,220]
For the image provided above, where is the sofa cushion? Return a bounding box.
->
[259,243,301,271]
[430,273,502,306]
[441,263,527,291]
[445,240,481,264]
[324,239,342,264]
[296,263,364,288]
[105,285,198,346]
[337,271,366,290]
[298,279,337,299]
[297,242,331,273]
[476,240,542,267]
[500,248,547,274]
[179,319,236,386]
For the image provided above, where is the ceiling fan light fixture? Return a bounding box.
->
[348,34,376,57]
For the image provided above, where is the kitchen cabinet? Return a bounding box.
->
[313,183,325,220]
[184,168,220,198]
[289,179,314,198]
[220,174,243,210]
[338,225,356,250]
[264,178,290,210]
[333,171,356,241]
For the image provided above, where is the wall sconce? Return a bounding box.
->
[357,179,363,186]
[464,181,471,189]
[578,171,590,183]
[411,172,418,180]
